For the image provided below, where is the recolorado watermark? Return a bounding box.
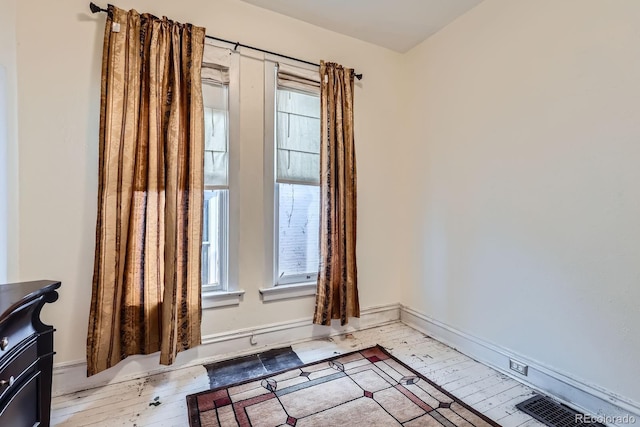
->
[575,414,637,424]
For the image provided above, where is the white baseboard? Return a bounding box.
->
[52,303,400,397]
[400,305,640,424]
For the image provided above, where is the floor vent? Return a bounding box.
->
[516,395,605,427]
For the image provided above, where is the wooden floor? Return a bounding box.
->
[51,322,546,426]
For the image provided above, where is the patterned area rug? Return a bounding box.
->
[187,345,500,427]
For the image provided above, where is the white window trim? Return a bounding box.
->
[264,61,320,298]
[203,41,243,308]
[202,289,245,309]
[264,60,278,288]
[259,282,316,302]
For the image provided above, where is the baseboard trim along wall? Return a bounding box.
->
[52,303,400,397]
[400,305,640,424]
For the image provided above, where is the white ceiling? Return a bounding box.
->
[238,0,483,53]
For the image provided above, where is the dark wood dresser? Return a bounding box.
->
[0,280,60,427]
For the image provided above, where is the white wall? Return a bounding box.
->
[14,0,404,367]
[0,0,19,284]
[401,0,640,405]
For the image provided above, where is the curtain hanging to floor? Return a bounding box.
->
[87,5,205,376]
[313,61,360,326]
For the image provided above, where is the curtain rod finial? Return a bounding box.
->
[89,2,105,14]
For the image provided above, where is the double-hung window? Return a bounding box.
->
[201,47,231,293]
[272,64,321,286]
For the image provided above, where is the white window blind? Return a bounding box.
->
[202,42,230,85]
[276,64,321,186]
[277,63,320,94]
[202,43,231,190]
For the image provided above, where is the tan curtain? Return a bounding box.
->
[313,61,360,326]
[87,5,205,376]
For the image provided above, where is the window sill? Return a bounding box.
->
[259,282,316,302]
[202,289,245,309]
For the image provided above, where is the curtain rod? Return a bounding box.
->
[89,2,363,80]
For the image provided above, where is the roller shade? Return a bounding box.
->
[276,88,320,185]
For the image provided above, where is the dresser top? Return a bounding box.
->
[0,280,61,324]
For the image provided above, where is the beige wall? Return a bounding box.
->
[12,0,640,408]
[400,0,640,404]
[14,0,404,364]
[0,0,19,283]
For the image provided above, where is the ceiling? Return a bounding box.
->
[238,0,483,53]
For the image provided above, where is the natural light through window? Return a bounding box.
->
[275,88,320,285]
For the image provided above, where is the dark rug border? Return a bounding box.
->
[186,344,502,427]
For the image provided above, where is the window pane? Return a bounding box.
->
[202,189,227,289]
[202,195,210,242]
[277,183,320,281]
[201,243,210,287]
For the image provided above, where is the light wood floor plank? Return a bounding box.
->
[454,371,514,399]
[444,364,501,392]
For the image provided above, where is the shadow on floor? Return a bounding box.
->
[203,347,303,389]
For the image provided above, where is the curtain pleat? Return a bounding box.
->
[87,5,205,376]
[313,61,359,326]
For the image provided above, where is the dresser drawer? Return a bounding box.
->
[0,369,39,426]
[0,305,37,357]
[0,338,38,404]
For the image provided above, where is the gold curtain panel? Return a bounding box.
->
[313,61,360,326]
[87,5,205,376]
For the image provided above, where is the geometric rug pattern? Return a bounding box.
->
[187,345,501,427]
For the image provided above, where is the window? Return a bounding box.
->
[202,58,230,292]
[274,87,321,286]
[199,42,243,307]
[262,61,321,300]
